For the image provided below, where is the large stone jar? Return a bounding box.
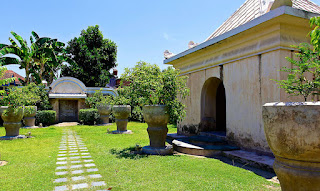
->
[1,106,24,137]
[97,104,112,125]
[142,105,173,155]
[262,102,320,191]
[23,106,37,128]
[112,105,131,132]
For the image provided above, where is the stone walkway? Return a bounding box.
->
[54,130,108,191]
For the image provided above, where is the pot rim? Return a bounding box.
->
[144,104,166,107]
[113,105,131,108]
[263,102,320,107]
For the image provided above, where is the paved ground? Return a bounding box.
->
[54,129,109,191]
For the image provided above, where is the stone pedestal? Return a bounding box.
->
[142,105,173,155]
[100,115,110,124]
[112,105,131,133]
[97,104,112,125]
[142,145,173,155]
[111,130,133,134]
[23,106,37,128]
[23,117,37,128]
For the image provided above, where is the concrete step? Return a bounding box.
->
[172,139,239,157]
[222,150,275,172]
[166,133,188,144]
[199,131,227,141]
[187,135,227,145]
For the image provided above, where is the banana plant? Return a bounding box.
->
[0,31,74,85]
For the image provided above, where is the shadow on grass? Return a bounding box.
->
[110,146,149,160]
[213,155,277,180]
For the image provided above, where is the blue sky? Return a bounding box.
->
[1,0,320,77]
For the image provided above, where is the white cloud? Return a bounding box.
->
[163,32,170,40]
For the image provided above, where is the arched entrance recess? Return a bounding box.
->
[200,77,226,133]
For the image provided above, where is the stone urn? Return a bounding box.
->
[23,106,37,128]
[142,105,173,155]
[1,106,24,138]
[97,104,112,125]
[112,105,132,134]
[262,102,320,191]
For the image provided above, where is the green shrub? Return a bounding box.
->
[24,106,37,117]
[36,110,56,126]
[86,89,113,109]
[121,61,189,124]
[79,109,100,125]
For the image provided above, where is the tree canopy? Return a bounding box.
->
[61,25,117,87]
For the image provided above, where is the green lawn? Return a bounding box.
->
[0,122,280,190]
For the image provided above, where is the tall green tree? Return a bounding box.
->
[61,25,117,87]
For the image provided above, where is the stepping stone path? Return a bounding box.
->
[54,130,108,191]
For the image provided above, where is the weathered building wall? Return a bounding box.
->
[173,12,315,154]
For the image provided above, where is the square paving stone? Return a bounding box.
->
[70,156,81,160]
[81,153,89,155]
[69,150,78,153]
[56,166,68,170]
[69,153,80,156]
[70,165,82,169]
[92,181,106,187]
[82,156,91,158]
[54,185,68,191]
[84,159,94,163]
[57,157,67,161]
[71,160,81,164]
[56,161,67,165]
[84,163,96,167]
[59,151,67,153]
[55,171,68,176]
[80,150,88,152]
[54,178,67,183]
[88,174,102,179]
[58,154,66,157]
[71,176,86,181]
[87,168,98,172]
[71,170,84,174]
[72,183,88,190]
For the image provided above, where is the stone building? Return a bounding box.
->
[164,0,320,154]
[48,77,117,123]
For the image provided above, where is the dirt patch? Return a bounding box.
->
[0,161,8,167]
[267,176,280,184]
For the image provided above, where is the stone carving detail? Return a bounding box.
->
[188,41,199,49]
[164,50,175,59]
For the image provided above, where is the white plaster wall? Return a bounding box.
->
[224,56,267,151]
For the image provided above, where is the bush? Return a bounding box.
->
[79,109,100,125]
[36,110,56,126]
[121,61,189,124]
[85,89,113,109]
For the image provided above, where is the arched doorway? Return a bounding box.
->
[200,77,226,133]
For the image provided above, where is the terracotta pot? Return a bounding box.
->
[23,106,37,127]
[1,106,24,137]
[112,105,131,131]
[97,104,112,124]
[142,105,169,148]
[262,102,320,191]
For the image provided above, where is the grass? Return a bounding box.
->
[0,122,280,191]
